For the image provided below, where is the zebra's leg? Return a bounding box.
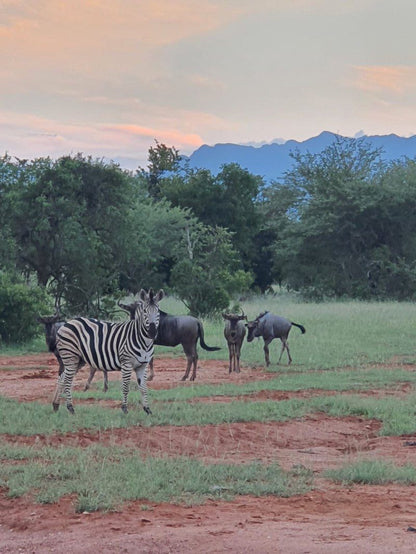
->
[52,366,77,413]
[120,365,132,414]
[103,369,108,392]
[52,371,65,411]
[84,366,97,391]
[134,363,152,415]
[147,357,154,382]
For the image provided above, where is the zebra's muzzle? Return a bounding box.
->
[148,322,157,339]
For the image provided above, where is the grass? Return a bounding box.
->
[0,443,313,512]
[79,366,416,403]
[2,386,416,436]
[3,297,416,372]
[2,297,416,510]
[325,459,416,485]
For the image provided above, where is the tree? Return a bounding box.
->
[269,137,416,299]
[169,223,252,316]
[141,140,181,199]
[159,162,263,280]
[7,155,135,314]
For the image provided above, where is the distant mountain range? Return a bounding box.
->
[186,131,416,183]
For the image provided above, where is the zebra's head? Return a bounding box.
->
[135,288,164,339]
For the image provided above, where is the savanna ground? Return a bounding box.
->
[1,299,416,553]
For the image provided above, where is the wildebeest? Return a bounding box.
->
[246,311,305,366]
[222,311,246,373]
[118,300,221,381]
[37,313,66,375]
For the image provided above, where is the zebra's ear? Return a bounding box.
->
[154,289,164,303]
[138,289,148,302]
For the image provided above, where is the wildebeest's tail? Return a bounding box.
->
[197,321,221,351]
[292,322,306,334]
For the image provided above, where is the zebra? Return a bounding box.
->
[52,288,164,415]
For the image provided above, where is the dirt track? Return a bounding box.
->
[1,352,416,553]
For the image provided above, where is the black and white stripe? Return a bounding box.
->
[52,289,164,414]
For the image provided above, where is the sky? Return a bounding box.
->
[1,0,416,170]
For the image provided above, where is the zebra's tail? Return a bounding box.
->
[198,321,221,351]
[292,322,306,334]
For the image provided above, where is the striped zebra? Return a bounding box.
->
[52,288,164,415]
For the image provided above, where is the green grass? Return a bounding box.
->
[325,459,416,485]
[2,298,416,511]
[2,387,416,436]
[79,366,416,403]
[4,298,416,372]
[0,443,313,512]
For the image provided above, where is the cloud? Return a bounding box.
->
[0,110,204,167]
[353,65,416,94]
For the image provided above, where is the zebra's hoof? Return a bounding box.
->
[121,405,128,414]
[143,406,152,415]
[67,404,75,415]
[52,402,59,412]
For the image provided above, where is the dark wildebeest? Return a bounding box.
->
[222,311,247,374]
[37,313,66,375]
[246,311,305,366]
[117,301,221,381]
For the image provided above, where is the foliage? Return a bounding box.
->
[0,272,49,344]
[267,137,416,299]
[169,223,253,316]
[159,161,264,278]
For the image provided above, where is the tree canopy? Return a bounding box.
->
[1,136,416,342]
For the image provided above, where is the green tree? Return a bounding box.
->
[7,155,135,314]
[269,137,416,299]
[0,273,49,344]
[160,162,263,278]
[170,223,252,316]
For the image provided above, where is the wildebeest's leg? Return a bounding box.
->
[228,344,233,373]
[235,343,241,373]
[120,364,132,414]
[283,338,292,364]
[181,354,193,380]
[134,363,152,415]
[190,351,198,381]
[103,369,108,392]
[278,339,286,364]
[147,357,154,382]
[263,338,272,366]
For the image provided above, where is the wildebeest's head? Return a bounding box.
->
[222,312,247,343]
[245,311,268,342]
[135,288,164,339]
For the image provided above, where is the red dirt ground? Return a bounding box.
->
[1,352,416,553]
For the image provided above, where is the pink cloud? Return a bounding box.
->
[353,65,416,94]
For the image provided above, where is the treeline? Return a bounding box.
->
[1,137,416,343]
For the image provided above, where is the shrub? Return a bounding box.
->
[0,273,49,344]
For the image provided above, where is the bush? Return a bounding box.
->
[0,273,50,345]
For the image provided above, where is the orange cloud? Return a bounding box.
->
[353,65,416,94]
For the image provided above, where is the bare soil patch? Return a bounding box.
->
[1,352,416,553]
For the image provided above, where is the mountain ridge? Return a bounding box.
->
[186,131,416,182]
